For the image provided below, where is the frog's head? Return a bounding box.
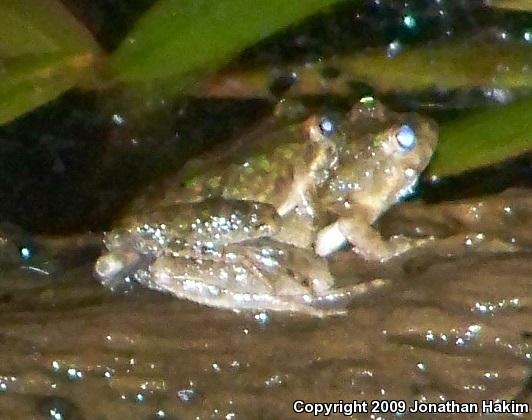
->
[321,100,438,222]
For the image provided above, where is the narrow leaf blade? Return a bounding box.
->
[429,96,532,176]
[111,0,341,84]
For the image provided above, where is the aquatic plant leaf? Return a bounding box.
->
[0,0,100,57]
[110,0,341,84]
[428,96,532,176]
[0,0,101,124]
[339,41,532,92]
[198,40,532,97]
[486,0,532,12]
[0,53,96,125]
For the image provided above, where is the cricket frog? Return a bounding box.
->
[95,99,438,315]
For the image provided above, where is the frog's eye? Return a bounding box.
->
[318,117,336,137]
[395,124,417,151]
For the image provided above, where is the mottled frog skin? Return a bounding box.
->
[95,99,438,316]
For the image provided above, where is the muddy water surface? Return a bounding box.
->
[0,195,530,420]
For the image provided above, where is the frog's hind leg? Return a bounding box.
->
[316,215,429,261]
[147,255,343,317]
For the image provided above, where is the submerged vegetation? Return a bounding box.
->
[0,0,531,176]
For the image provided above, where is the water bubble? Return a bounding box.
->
[387,40,403,58]
[403,15,416,29]
[111,113,126,126]
[66,368,83,381]
[254,311,270,326]
[37,396,83,420]
[20,246,32,260]
[177,388,197,403]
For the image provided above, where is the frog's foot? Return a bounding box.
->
[316,218,430,261]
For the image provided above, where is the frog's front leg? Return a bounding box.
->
[316,214,428,261]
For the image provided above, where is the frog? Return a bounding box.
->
[94,99,438,316]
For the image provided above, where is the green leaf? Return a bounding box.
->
[428,96,532,176]
[198,40,532,97]
[110,0,342,84]
[0,0,101,125]
[338,41,532,92]
[0,53,96,125]
[0,0,100,57]
[486,0,532,12]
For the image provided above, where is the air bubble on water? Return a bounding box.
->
[264,374,284,387]
[254,311,270,326]
[177,388,197,403]
[66,368,83,381]
[49,409,63,420]
[483,87,512,104]
[467,324,482,335]
[403,15,416,29]
[20,246,32,260]
[387,40,402,58]
[111,113,126,126]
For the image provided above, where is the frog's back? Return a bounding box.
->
[131,119,309,213]
[180,141,307,209]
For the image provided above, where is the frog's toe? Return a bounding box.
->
[94,250,143,289]
[315,221,348,257]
